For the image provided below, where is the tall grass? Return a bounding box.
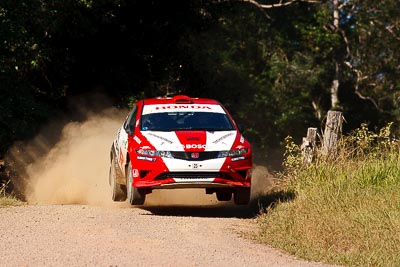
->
[257,123,400,267]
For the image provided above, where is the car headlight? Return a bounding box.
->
[135,149,173,158]
[218,148,248,158]
[158,151,173,158]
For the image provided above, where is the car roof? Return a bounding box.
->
[142,95,220,105]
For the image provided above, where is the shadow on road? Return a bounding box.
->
[140,190,296,219]
[140,204,256,219]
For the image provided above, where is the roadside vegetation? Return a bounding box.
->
[257,123,400,267]
[0,196,22,207]
[0,183,22,207]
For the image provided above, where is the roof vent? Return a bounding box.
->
[173,95,193,104]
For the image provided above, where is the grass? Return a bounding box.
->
[0,195,22,207]
[0,181,23,207]
[256,124,400,267]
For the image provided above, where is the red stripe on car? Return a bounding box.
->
[175,131,207,152]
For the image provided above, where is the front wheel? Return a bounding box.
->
[233,187,251,205]
[126,163,146,205]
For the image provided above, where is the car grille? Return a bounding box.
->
[170,151,220,161]
[154,172,231,181]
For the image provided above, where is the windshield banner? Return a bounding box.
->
[142,104,225,114]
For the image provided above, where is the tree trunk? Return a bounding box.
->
[331,61,340,109]
[332,0,339,29]
[330,0,340,109]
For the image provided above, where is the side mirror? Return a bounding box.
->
[237,124,245,133]
[123,121,134,136]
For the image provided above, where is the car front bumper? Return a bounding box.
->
[130,155,252,189]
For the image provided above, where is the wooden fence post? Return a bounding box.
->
[301,127,317,165]
[322,110,343,158]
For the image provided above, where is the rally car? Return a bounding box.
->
[109,95,252,205]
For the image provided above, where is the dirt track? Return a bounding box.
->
[0,202,331,267]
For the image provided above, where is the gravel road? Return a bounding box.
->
[0,202,332,267]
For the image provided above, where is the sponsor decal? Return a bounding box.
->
[147,133,173,144]
[236,145,245,149]
[191,152,200,159]
[142,104,225,114]
[136,119,140,126]
[132,169,139,177]
[240,135,245,143]
[133,135,142,144]
[137,156,157,162]
[231,156,246,162]
[140,145,151,149]
[186,144,207,149]
[155,105,212,110]
[212,133,235,144]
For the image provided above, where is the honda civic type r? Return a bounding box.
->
[109,95,252,205]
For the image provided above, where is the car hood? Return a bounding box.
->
[140,130,238,151]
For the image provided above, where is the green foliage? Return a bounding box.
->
[343,122,394,158]
[179,2,320,147]
[340,0,400,126]
[0,0,210,155]
[282,136,302,171]
[127,91,146,109]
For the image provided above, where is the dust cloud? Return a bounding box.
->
[251,164,276,198]
[8,107,125,206]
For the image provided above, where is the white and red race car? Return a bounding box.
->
[109,95,252,205]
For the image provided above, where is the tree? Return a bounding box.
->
[341,0,400,118]
[234,0,400,128]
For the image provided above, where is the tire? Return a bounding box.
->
[216,189,232,201]
[233,187,251,205]
[109,156,127,201]
[126,163,146,205]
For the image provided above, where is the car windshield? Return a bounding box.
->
[140,112,235,131]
